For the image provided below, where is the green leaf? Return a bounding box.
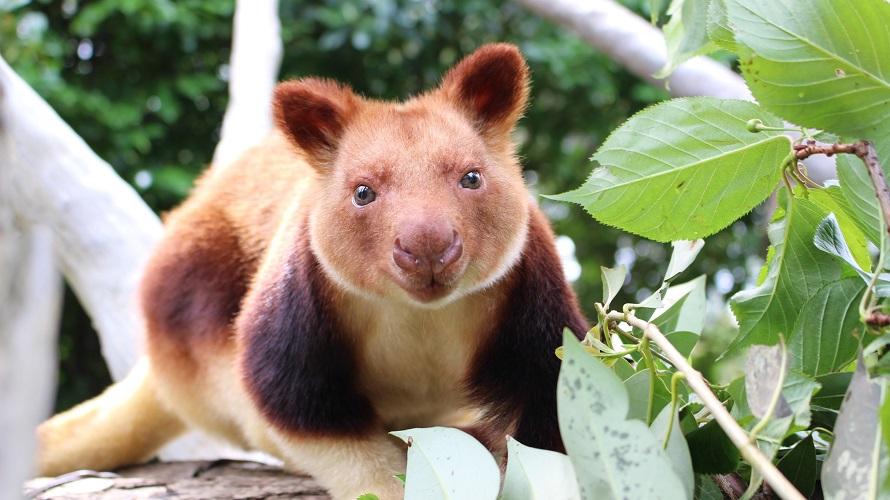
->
[650,406,695,499]
[390,427,499,500]
[789,277,867,376]
[356,495,380,500]
[812,372,853,411]
[822,359,890,500]
[837,138,890,250]
[706,0,738,52]
[601,265,627,308]
[685,419,740,474]
[547,98,790,242]
[625,368,673,422]
[665,331,699,359]
[727,0,890,138]
[776,435,818,498]
[810,188,873,271]
[651,275,707,335]
[726,197,843,356]
[693,475,726,500]
[500,437,581,500]
[656,0,718,78]
[558,332,688,499]
[648,0,667,23]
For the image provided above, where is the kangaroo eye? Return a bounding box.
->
[460,170,482,190]
[353,185,376,206]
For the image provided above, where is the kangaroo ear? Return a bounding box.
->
[440,43,530,137]
[273,78,360,169]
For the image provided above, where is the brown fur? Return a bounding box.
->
[36,44,587,500]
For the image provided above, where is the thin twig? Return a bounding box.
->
[797,140,890,327]
[605,311,806,500]
[796,140,890,237]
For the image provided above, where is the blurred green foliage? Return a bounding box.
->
[1,0,760,410]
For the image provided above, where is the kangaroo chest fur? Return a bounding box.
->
[342,287,503,429]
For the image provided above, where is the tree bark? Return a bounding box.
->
[24,461,329,500]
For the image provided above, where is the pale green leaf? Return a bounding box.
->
[651,275,707,335]
[728,371,820,461]
[601,265,627,308]
[547,98,790,242]
[727,0,890,138]
[656,0,718,78]
[625,369,673,423]
[665,240,705,282]
[390,427,499,500]
[745,344,792,419]
[500,437,581,500]
[558,332,688,499]
[648,0,667,24]
[822,359,890,500]
[706,0,737,52]
[789,277,867,377]
[726,197,843,356]
[650,406,695,499]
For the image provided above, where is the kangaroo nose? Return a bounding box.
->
[393,227,463,275]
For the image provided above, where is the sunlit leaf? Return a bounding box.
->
[601,265,628,308]
[727,0,890,138]
[656,0,718,78]
[500,437,581,500]
[705,0,737,52]
[547,98,790,242]
[391,427,499,500]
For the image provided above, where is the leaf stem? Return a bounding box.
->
[663,372,685,449]
[605,310,806,500]
[640,336,657,425]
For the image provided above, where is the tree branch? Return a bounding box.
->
[606,311,806,500]
[212,0,282,170]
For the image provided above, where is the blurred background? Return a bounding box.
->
[1,0,766,411]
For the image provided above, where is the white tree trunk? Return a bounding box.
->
[0,215,61,500]
[0,55,160,382]
[212,0,282,170]
[518,0,751,99]
[516,0,835,181]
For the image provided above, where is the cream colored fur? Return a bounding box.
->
[36,359,185,477]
